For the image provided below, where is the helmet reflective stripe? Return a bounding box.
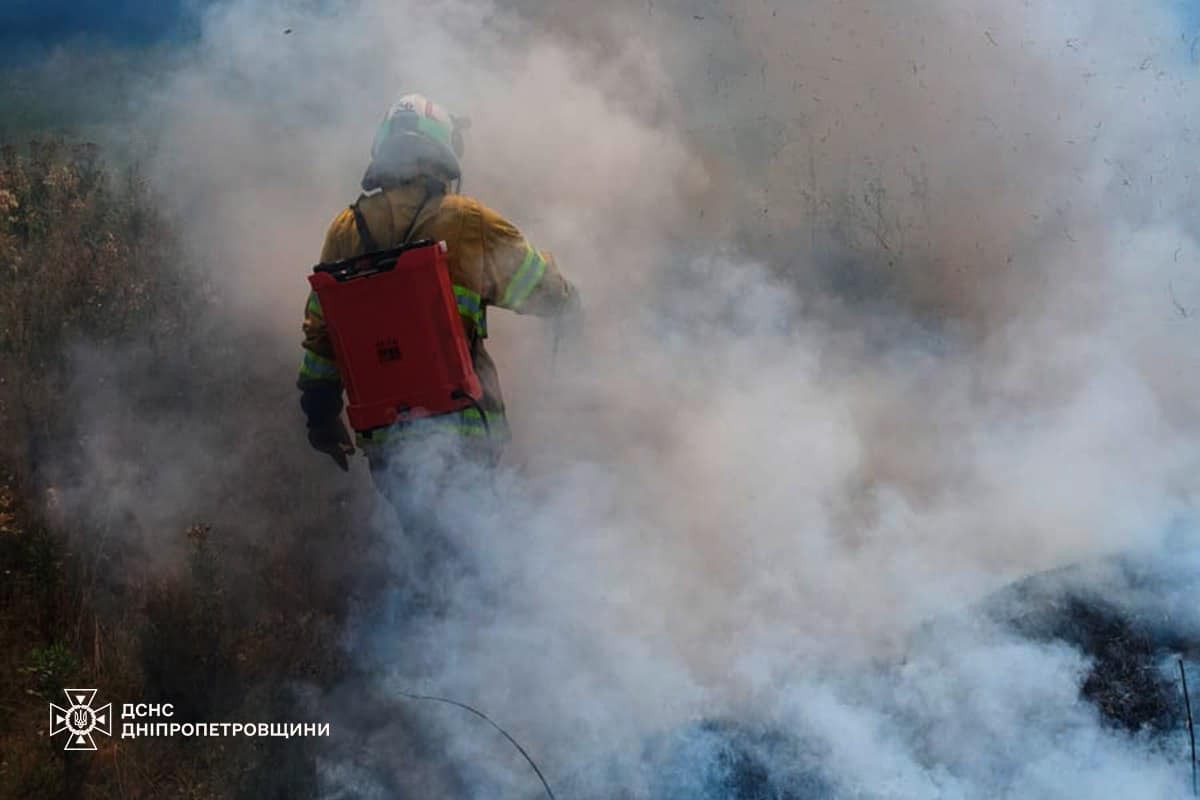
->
[415,114,454,150]
[363,92,463,188]
[372,93,457,159]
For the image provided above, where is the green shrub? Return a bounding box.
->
[21,641,78,701]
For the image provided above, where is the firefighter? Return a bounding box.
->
[298,93,581,485]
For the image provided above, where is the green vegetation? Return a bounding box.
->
[23,642,80,702]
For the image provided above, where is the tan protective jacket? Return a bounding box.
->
[299,178,575,445]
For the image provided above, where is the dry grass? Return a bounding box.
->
[0,139,358,799]
[0,138,196,798]
[0,138,182,480]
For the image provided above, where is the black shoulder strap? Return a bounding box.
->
[356,179,444,252]
[398,177,445,246]
[350,200,379,253]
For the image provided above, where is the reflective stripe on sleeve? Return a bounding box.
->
[501,243,547,310]
[298,349,340,381]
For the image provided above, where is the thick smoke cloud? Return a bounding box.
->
[50,0,1200,796]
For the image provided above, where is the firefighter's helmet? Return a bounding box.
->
[362,93,467,190]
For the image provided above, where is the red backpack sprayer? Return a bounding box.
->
[307,238,488,437]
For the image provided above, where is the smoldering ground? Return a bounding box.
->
[35,0,1200,796]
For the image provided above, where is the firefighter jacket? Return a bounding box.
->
[298,177,576,447]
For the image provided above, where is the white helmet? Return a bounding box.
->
[362,93,466,190]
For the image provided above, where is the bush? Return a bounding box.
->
[22,641,79,702]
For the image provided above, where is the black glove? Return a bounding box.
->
[299,381,353,470]
[307,417,355,472]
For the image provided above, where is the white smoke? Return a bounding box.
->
[65,0,1200,795]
